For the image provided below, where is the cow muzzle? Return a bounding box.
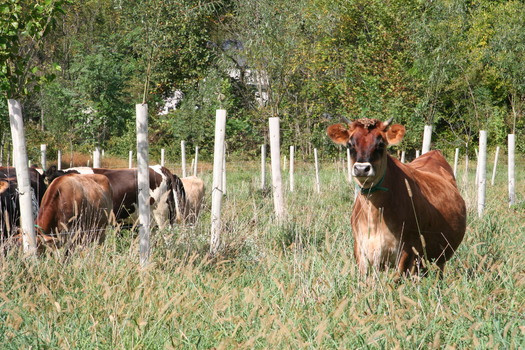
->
[353,162,375,177]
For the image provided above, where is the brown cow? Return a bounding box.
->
[45,165,184,229]
[179,176,205,224]
[35,173,114,247]
[327,118,466,275]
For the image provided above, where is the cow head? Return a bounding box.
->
[327,117,405,189]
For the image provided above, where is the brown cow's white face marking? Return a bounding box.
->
[327,118,405,189]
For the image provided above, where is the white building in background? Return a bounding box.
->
[227,68,269,107]
[159,90,184,115]
[159,68,269,114]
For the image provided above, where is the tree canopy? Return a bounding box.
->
[2,0,524,160]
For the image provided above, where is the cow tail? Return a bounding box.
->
[172,175,186,223]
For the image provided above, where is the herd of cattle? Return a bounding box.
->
[0,165,204,250]
[1,117,468,276]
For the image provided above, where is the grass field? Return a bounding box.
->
[1,155,524,349]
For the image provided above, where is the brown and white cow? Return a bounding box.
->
[0,166,47,205]
[35,173,113,247]
[327,117,466,275]
[179,176,205,224]
[45,165,185,229]
[0,175,41,240]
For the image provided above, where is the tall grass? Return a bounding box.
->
[1,156,524,348]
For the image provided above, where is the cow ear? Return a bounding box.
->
[385,124,406,145]
[327,123,351,145]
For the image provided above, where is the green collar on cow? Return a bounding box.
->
[359,174,388,195]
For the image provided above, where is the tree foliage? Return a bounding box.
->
[2,0,525,159]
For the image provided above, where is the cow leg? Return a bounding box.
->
[354,240,368,275]
[397,250,416,276]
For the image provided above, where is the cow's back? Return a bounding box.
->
[181,176,205,224]
[36,174,113,245]
[408,150,457,184]
[394,151,466,263]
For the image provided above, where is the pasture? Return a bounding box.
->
[1,155,524,349]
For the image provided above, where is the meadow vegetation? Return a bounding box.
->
[1,154,524,348]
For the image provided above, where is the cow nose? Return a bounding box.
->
[353,162,375,177]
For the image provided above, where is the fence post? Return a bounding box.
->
[93,147,101,168]
[314,148,320,193]
[8,99,37,254]
[453,148,459,178]
[221,144,226,195]
[401,150,406,163]
[261,144,266,190]
[477,130,487,217]
[129,150,133,168]
[475,148,479,185]
[269,117,285,221]
[57,150,62,170]
[491,146,500,186]
[422,124,432,154]
[463,152,469,189]
[347,148,352,183]
[194,146,199,176]
[289,145,294,192]
[161,148,165,166]
[40,144,46,170]
[210,110,226,255]
[136,103,150,267]
[508,134,515,206]
[181,140,187,178]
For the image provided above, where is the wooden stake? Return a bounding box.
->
[314,148,320,193]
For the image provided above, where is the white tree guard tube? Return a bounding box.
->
[269,117,285,222]
[261,144,266,190]
[136,104,150,266]
[210,110,226,255]
[477,130,487,217]
[289,146,294,192]
[8,99,37,254]
[508,134,515,206]
[453,148,459,178]
[422,124,432,154]
[181,140,186,178]
[491,146,500,186]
